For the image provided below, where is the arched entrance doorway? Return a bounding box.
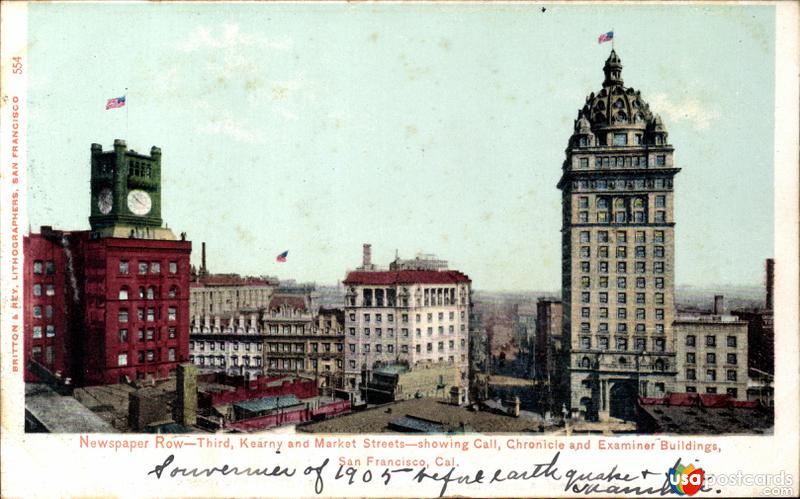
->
[609,380,638,421]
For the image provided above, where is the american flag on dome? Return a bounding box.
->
[598,31,614,44]
[276,250,288,263]
[105,95,126,110]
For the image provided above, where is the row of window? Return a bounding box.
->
[119,260,178,275]
[686,386,738,398]
[346,357,466,371]
[352,340,466,354]
[578,210,667,224]
[685,335,738,348]
[355,310,465,324]
[128,160,153,178]
[580,230,666,244]
[32,283,56,297]
[32,260,56,275]
[579,322,666,334]
[581,195,666,209]
[577,356,667,371]
[580,245,665,259]
[576,154,667,170]
[119,327,177,343]
[686,352,738,365]
[30,305,54,319]
[267,342,343,353]
[118,307,177,323]
[31,325,56,339]
[580,291,666,304]
[119,285,180,300]
[581,307,664,324]
[268,358,341,370]
[266,325,309,335]
[685,369,738,382]
[118,348,176,366]
[349,325,466,337]
[191,355,259,367]
[191,340,260,352]
[571,178,673,192]
[580,306,665,320]
[30,345,55,365]
[579,336,666,351]
[580,262,666,277]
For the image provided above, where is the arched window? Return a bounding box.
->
[633,197,644,209]
[614,98,625,109]
[619,356,627,366]
[146,287,155,300]
[655,359,665,372]
[581,357,591,368]
[169,286,178,299]
[138,286,145,299]
[119,287,129,300]
[614,198,625,209]
[597,198,609,209]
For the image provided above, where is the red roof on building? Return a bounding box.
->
[343,270,471,286]
[268,295,308,311]
[192,274,276,287]
[639,392,759,409]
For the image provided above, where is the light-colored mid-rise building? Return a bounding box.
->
[342,247,471,397]
[189,311,264,378]
[262,296,345,388]
[674,297,749,400]
[189,274,277,317]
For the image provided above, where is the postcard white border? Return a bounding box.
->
[1,1,798,498]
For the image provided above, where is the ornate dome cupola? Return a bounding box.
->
[603,49,624,87]
[568,50,669,147]
[646,114,669,145]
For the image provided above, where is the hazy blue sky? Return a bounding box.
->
[26,3,775,291]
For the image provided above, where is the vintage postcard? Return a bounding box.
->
[1,1,798,497]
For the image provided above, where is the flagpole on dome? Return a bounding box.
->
[612,28,615,50]
[125,87,129,140]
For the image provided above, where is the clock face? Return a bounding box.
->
[127,190,152,216]
[98,188,113,215]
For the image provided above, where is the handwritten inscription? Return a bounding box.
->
[146,451,691,497]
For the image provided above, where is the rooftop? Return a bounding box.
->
[234,395,304,414]
[637,393,772,435]
[344,269,471,286]
[373,364,409,376]
[26,384,117,433]
[298,397,553,434]
[191,274,277,287]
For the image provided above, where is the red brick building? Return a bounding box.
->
[80,236,191,384]
[24,229,74,382]
[23,140,193,386]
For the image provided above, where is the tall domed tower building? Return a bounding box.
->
[557,50,680,421]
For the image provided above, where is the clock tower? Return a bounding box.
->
[89,139,174,240]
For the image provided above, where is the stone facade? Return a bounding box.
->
[557,51,680,421]
[189,274,276,317]
[342,250,471,397]
[189,311,264,379]
[674,314,749,400]
[262,297,345,387]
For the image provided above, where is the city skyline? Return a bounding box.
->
[25,3,775,291]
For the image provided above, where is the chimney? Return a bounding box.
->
[713,295,725,315]
[176,364,198,427]
[766,258,774,310]
[201,242,207,276]
[363,243,372,268]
